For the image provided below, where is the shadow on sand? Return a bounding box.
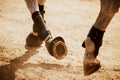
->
[0,47,64,80]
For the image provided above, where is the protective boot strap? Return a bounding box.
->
[39,5,45,19]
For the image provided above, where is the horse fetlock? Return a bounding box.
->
[25,33,43,48]
[85,37,95,53]
[82,26,105,57]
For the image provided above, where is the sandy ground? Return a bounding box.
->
[0,0,120,80]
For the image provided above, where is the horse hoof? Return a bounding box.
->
[45,36,67,60]
[83,59,101,76]
[25,33,43,49]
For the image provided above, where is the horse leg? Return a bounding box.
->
[24,0,67,60]
[94,0,120,30]
[25,0,50,48]
[83,0,120,76]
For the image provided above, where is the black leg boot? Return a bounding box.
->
[25,11,48,48]
[32,11,49,41]
[25,5,46,48]
[82,26,105,76]
[39,5,45,19]
[39,5,46,22]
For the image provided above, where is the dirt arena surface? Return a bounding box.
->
[0,0,120,80]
